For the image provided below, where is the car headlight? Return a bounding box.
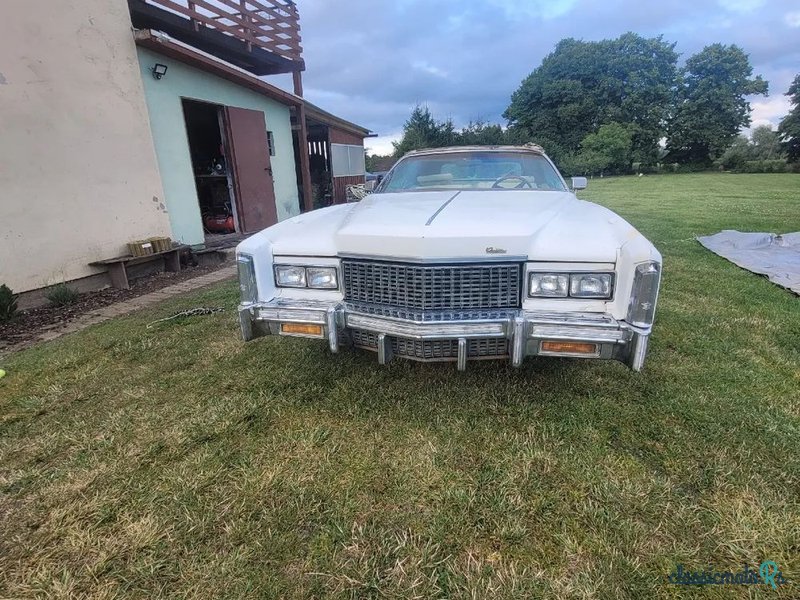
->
[274,265,339,290]
[569,273,613,298]
[306,267,338,289]
[529,273,569,297]
[274,265,306,288]
[528,271,614,299]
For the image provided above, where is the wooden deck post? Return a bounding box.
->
[292,70,304,97]
[293,70,313,212]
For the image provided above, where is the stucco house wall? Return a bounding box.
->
[136,47,301,246]
[0,0,172,294]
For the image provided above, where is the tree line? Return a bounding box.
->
[369,33,800,176]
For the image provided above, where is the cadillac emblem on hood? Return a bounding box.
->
[485,246,507,254]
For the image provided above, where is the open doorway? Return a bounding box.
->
[182,99,279,245]
[182,99,240,245]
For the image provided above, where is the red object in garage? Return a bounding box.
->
[203,213,236,233]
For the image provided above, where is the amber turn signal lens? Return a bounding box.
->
[280,323,323,336]
[540,341,598,355]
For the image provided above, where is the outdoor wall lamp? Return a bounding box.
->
[151,63,168,80]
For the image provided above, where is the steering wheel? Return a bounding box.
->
[491,174,534,189]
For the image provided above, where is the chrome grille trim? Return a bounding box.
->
[342,259,522,315]
[344,302,518,323]
[351,329,509,360]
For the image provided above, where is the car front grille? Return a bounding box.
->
[342,259,522,318]
[350,329,509,361]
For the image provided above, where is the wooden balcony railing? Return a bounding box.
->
[142,0,302,65]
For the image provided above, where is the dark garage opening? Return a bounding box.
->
[181,99,240,241]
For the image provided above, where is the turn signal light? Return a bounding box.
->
[280,323,324,336]
[540,341,598,355]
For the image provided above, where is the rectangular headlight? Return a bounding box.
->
[237,253,257,304]
[569,273,613,299]
[627,261,661,327]
[274,265,306,288]
[306,267,338,289]
[529,273,569,297]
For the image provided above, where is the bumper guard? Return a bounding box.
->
[239,299,651,371]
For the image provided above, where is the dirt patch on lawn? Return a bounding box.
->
[0,264,227,349]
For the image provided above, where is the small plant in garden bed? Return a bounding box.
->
[0,284,18,322]
[45,283,80,307]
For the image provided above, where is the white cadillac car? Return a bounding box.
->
[236,145,662,371]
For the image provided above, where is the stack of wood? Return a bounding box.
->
[127,237,172,257]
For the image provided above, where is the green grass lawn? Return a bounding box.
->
[1,173,799,599]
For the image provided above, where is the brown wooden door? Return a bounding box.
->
[224,106,277,232]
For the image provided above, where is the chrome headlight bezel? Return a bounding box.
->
[528,271,615,299]
[274,264,339,290]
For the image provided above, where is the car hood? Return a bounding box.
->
[259,190,641,263]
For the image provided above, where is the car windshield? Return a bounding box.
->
[377,151,566,193]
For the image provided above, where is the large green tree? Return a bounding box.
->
[457,121,508,146]
[666,44,767,165]
[750,125,783,160]
[571,122,634,175]
[777,74,800,162]
[392,106,457,157]
[719,125,785,170]
[503,33,678,164]
[392,109,524,157]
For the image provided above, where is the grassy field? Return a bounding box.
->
[1,173,798,599]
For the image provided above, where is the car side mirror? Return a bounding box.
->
[364,180,376,192]
[571,177,587,190]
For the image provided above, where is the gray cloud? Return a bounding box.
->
[271,0,800,145]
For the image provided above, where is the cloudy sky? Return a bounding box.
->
[269,0,800,154]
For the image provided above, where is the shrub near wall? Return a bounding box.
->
[740,160,789,173]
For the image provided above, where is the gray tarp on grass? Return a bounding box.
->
[696,230,800,295]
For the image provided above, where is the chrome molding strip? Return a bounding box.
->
[326,307,339,353]
[377,333,391,364]
[628,333,649,372]
[511,317,526,367]
[261,298,341,310]
[239,306,254,341]
[522,311,621,328]
[529,324,629,343]
[425,191,461,226]
[257,307,327,324]
[337,253,528,264]
[457,338,467,371]
[345,305,518,325]
[346,313,507,340]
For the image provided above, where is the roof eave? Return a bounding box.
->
[134,29,303,108]
[304,100,372,138]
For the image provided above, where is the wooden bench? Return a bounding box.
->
[90,247,184,290]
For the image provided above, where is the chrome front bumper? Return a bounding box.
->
[239,299,652,371]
